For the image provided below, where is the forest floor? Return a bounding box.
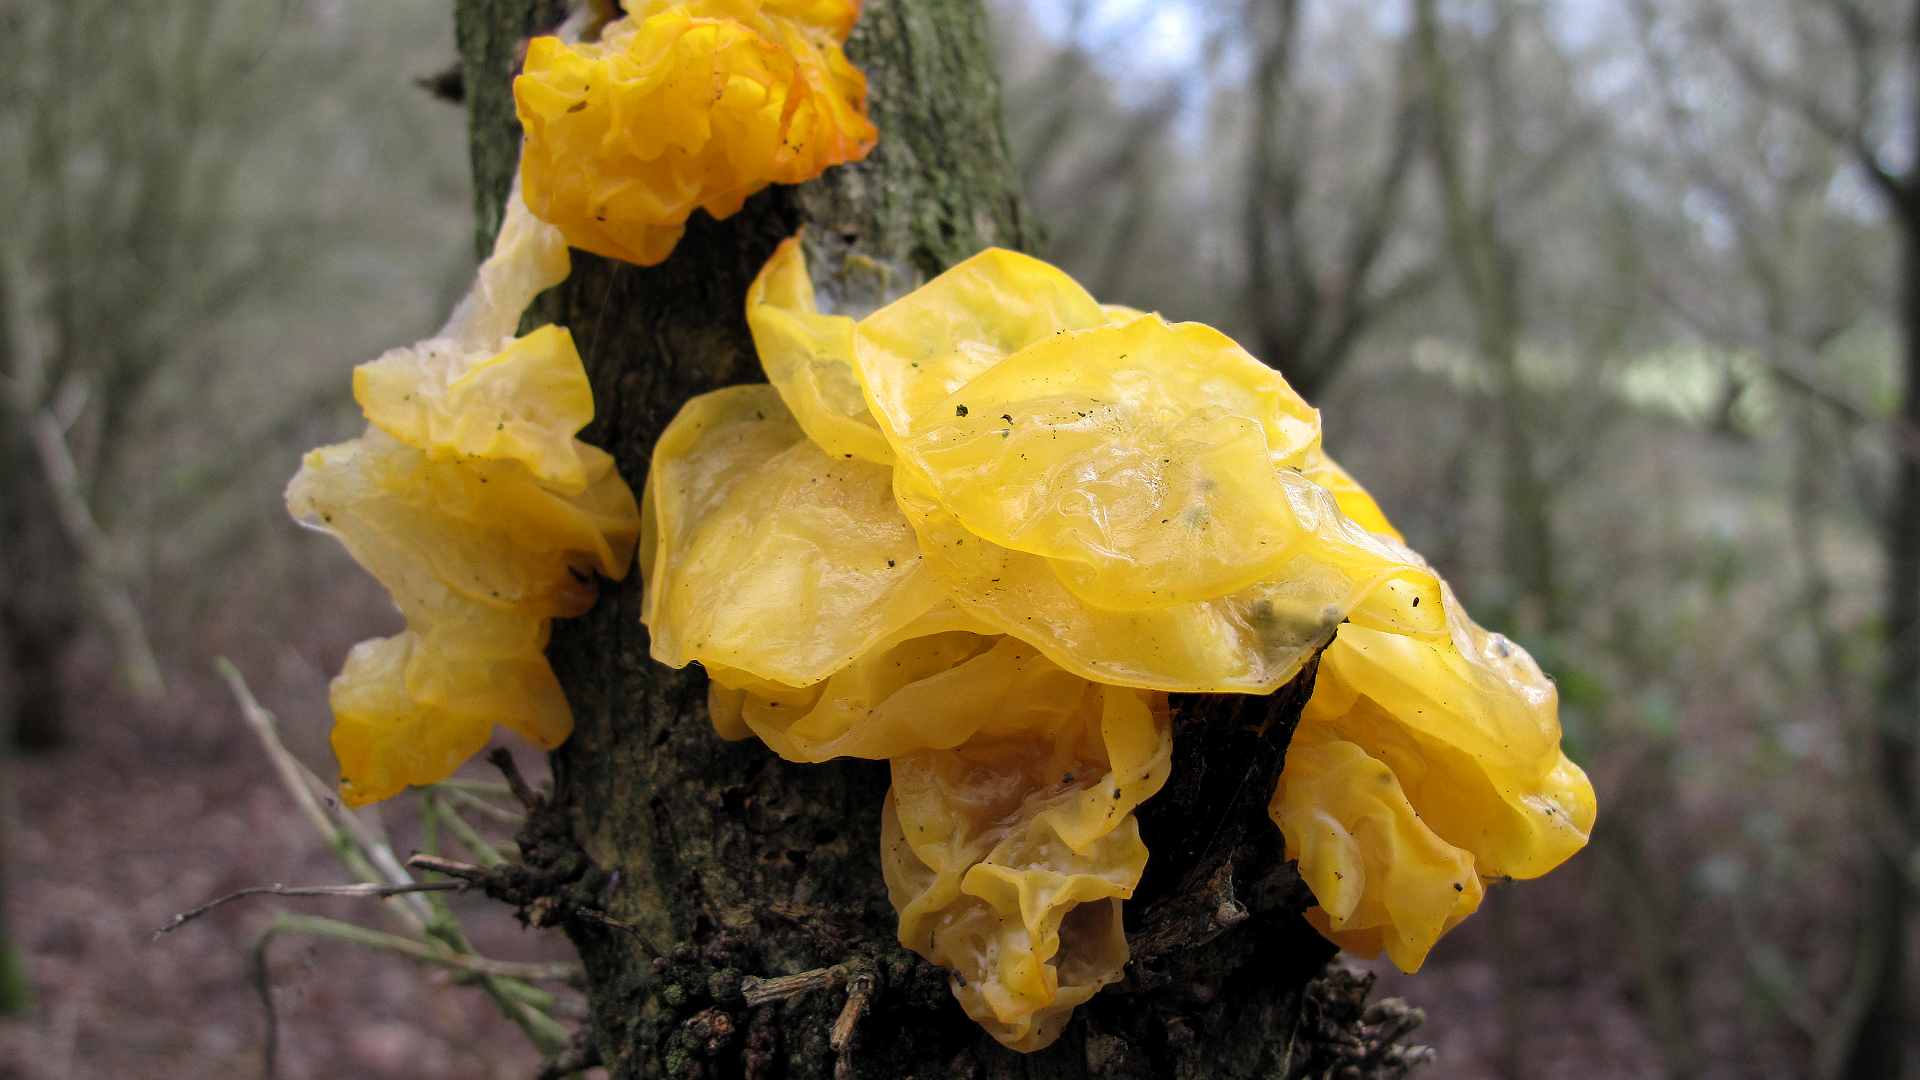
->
[0,623,1669,1080]
[0,594,592,1080]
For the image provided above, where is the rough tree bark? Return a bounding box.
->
[454,3,1426,1076]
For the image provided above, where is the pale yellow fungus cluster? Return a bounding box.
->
[295,0,883,803]
[289,195,642,807]
[516,0,877,266]
[642,235,1594,1050]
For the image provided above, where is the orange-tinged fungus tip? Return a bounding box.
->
[637,236,1591,1046]
[515,0,877,266]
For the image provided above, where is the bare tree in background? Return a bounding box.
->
[1688,1,1920,1076]
[1241,0,1430,398]
[0,0,320,742]
[997,0,1435,397]
[1413,0,1585,639]
[1411,1,1623,1074]
[0,0,380,1022]
[992,2,1189,303]
[1596,5,1893,1072]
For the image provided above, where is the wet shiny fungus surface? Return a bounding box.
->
[640,235,1595,1049]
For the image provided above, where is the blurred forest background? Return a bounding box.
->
[0,0,1913,1077]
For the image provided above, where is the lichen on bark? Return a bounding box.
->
[451,1,1423,1076]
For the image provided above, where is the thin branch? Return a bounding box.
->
[156,881,466,936]
[408,852,493,882]
[487,746,542,810]
[434,782,526,827]
[247,912,577,1069]
[422,790,511,868]
[1708,4,1907,205]
[218,659,346,851]
[218,659,434,931]
[338,798,431,910]
[429,777,520,798]
[741,964,850,1007]
[1656,279,1920,460]
[257,913,585,982]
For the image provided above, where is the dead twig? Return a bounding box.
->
[487,746,542,810]
[407,852,493,882]
[155,881,466,937]
[830,971,876,1080]
[740,964,849,1007]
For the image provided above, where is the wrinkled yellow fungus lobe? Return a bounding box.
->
[640,234,1593,1050]
[515,0,877,266]
[290,195,641,807]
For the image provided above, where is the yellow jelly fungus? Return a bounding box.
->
[1271,570,1595,972]
[884,677,1170,1052]
[744,237,893,465]
[289,430,639,805]
[639,236,1591,1048]
[290,191,640,807]
[515,0,877,266]
[354,193,589,489]
[847,249,1445,692]
[640,384,946,687]
[1269,732,1484,972]
[642,385,1169,1050]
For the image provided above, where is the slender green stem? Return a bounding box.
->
[430,782,527,828]
[218,658,429,932]
[219,660,577,1058]
[258,913,583,982]
[424,790,511,868]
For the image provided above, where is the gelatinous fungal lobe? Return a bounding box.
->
[849,248,1448,694]
[1270,544,1596,972]
[642,382,1170,1052]
[883,676,1170,1053]
[639,383,946,689]
[515,0,877,266]
[289,195,640,807]
[642,236,1592,1049]
[744,236,893,465]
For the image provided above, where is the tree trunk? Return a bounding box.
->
[1837,185,1920,1080]
[455,3,1409,1076]
[0,399,79,753]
